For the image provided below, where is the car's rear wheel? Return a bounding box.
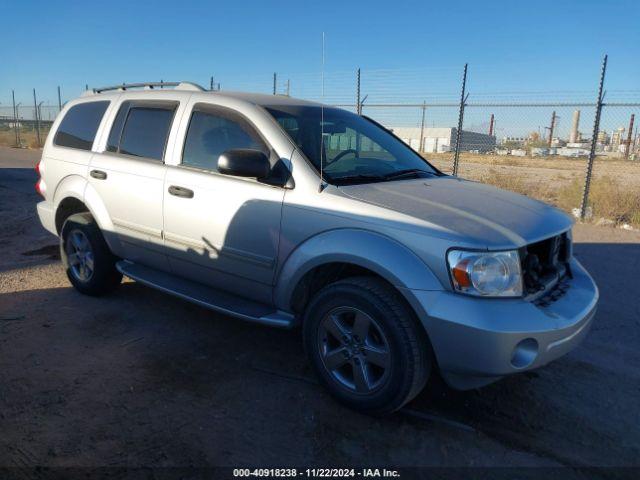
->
[60,213,122,296]
[303,276,431,415]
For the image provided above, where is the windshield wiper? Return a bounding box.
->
[332,169,438,185]
[383,169,437,180]
[331,174,386,185]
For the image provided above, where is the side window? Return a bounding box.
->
[107,103,177,161]
[54,101,109,150]
[182,108,267,171]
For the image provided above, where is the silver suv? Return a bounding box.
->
[36,82,598,414]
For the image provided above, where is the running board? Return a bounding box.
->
[116,260,295,328]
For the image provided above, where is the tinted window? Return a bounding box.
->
[106,101,130,152]
[266,106,438,185]
[54,101,109,150]
[182,109,266,171]
[119,106,176,160]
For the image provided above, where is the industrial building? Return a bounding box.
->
[389,127,496,153]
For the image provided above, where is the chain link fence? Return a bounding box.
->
[0,100,60,149]
[2,57,639,225]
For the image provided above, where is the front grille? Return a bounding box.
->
[533,277,571,307]
[522,232,571,298]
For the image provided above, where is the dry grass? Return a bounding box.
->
[0,129,49,149]
[478,169,640,226]
[425,151,640,227]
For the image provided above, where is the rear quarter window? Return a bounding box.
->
[54,101,110,150]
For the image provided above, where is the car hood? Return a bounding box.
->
[338,176,573,248]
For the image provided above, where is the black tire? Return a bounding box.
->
[60,212,122,296]
[303,276,431,415]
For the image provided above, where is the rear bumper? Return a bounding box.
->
[37,201,57,236]
[408,257,598,390]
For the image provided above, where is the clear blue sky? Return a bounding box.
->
[2,0,639,108]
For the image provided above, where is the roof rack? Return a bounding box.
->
[91,81,205,94]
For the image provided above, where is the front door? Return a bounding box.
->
[162,103,286,304]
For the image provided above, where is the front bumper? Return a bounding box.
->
[408,257,598,390]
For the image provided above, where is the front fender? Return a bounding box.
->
[273,228,444,313]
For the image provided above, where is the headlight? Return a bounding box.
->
[447,250,522,297]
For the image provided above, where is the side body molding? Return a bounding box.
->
[273,229,443,313]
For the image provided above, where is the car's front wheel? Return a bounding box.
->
[303,277,431,415]
[60,213,122,296]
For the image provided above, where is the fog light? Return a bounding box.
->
[511,338,538,369]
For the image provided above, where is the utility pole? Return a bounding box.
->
[625,114,635,160]
[489,113,495,136]
[548,111,556,147]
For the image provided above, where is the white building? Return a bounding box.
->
[390,127,496,153]
[557,147,589,157]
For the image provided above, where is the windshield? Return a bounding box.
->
[265,105,440,185]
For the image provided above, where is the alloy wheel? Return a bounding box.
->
[65,229,95,282]
[317,306,392,394]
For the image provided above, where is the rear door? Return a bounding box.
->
[89,98,184,270]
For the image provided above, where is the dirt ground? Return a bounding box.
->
[1,146,639,476]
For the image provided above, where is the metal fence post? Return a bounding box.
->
[12,90,18,146]
[452,63,468,176]
[15,102,22,147]
[580,54,608,220]
[419,101,426,152]
[57,86,62,112]
[273,73,277,95]
[356,68,361,115]
[33,88,41,147]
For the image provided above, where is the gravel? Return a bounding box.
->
[1,146,639,470]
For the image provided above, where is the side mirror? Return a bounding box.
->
[218,149,271,179]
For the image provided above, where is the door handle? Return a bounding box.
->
[168,185,194,198]
[90,169,107,180]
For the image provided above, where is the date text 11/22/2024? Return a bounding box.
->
[232,468,401,477]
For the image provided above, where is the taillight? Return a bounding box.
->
[35,179,44,197]
[35,160,45,197]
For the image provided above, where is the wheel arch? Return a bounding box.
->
[274,229,443,318]
[53,175,120,253]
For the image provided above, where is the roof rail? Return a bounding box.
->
[91,81,205,94]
